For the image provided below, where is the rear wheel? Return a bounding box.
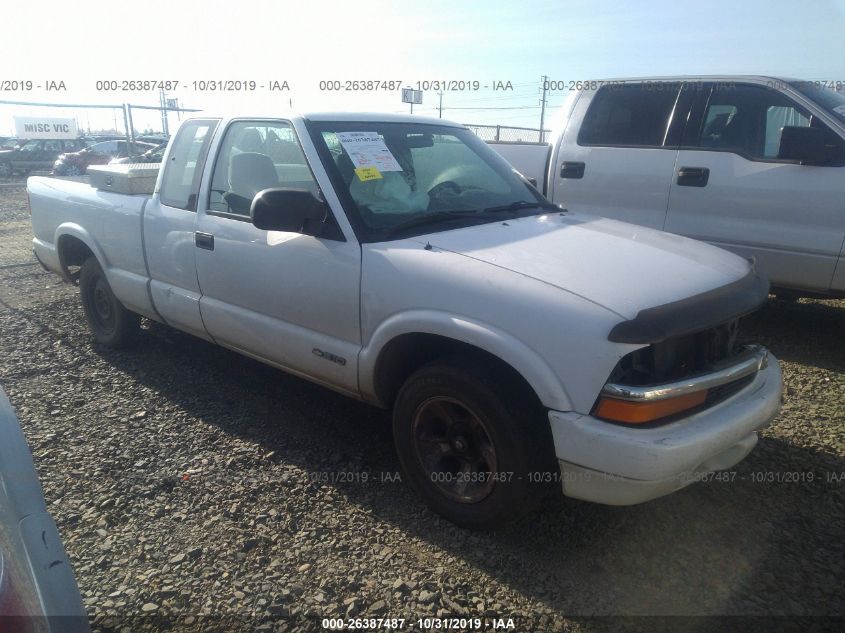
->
[393,356,557,529]
[79,257,140,347]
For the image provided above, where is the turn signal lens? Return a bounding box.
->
[594,390,708,425]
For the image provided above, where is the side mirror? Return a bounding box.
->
[778,126,826,164]
[250,188,327,234]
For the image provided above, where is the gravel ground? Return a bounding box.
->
[1,184,843,632]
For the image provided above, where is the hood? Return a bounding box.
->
[410,212,751,320]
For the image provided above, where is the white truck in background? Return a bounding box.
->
[28,111,782,528]
[491,76,845,298]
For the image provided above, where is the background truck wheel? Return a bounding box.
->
[79,257,140,348]
[393,356,557,530]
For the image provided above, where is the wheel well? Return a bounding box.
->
[372,333,542,410]
[57,235,95,279]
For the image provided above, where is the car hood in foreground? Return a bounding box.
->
[408,212,753,321]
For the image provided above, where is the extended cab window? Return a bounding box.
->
[578,83,680,147]
[693,84,845,163]
[209,121,316,216]
[160,119,218,211]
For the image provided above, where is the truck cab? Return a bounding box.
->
[28,111,783,528]
[494,76,845,297]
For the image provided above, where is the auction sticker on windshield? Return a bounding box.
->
[354,166,383,181]
[336,132,403,172]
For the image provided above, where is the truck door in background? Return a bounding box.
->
[664,82,845,293]
[548,83,687,229]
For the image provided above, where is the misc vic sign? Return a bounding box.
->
[14,116,79,140]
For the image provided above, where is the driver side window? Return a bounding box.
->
[209,120,316,216]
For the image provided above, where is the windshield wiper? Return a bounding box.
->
[482,200,559,214]
[384,210,484,237]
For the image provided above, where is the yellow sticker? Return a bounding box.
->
[354,166,383,181]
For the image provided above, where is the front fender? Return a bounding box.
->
[359,309,573,411]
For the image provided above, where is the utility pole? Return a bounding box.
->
[539,75,549,142]
[438,91,443,118]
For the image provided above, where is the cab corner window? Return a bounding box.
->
[208,121,317,216]
[578,83,680,148]
[159,119,218,211]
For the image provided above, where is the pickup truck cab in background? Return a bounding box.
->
[492,76,845,298]
[28,112,782,528]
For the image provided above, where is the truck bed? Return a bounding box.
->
[28,176,156,319]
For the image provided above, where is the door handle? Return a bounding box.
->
[677,167,710,187]
[560,161,585,179]
[195,231,214,251]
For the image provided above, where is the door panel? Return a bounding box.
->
[665,151,844,290]
[551,83,683,229]
[143,119,219,338]
[194,119,361,394]
[665,82,845,292]
[144,202,209,340]
[194,216,361,393]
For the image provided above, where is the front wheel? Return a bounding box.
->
[393,357,557,529]
[79,257,140,347]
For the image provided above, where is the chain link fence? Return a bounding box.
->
[464,124,550,143]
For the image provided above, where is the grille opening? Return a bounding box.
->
[608,318,743,386]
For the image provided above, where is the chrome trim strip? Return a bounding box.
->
[601,346,768,402]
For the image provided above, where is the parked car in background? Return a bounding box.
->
[109,142,167,165]
[0,138,90,177]
[28,112,782,528]
[136,134,169,145]
[52,140,155,176]
[0,137,21,150]
[491,76,845,298]
[0,388,90,632]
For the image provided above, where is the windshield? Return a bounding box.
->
[308,121,550,241]
[789,81,845,125]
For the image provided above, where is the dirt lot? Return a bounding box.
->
[1,182,843,632]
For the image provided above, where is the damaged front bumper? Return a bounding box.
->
[548,350,783,505]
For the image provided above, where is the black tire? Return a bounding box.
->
[0,162,11,177]
[79,257,140,347]
[393,356,557,529]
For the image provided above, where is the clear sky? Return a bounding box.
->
[1,0,844,135]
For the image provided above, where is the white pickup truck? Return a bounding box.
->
[28,112,782,528]
[492,76,845,298]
